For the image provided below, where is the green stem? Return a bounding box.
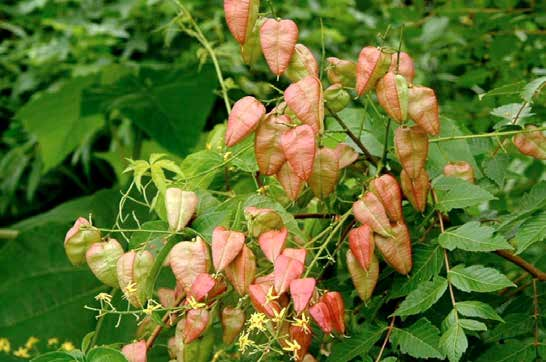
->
[429,125,546,143]
[381,118,392,168]
[396,25,404,73]
[0,229,19,239]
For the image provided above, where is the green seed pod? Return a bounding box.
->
[117,250,155,308]
[86,238,124,287]
[346,250,379,302]
[324,84,351,113]
[64,217,101,266]
[326,57,357,88]
[244,206,284,237]
[221,307,245,344]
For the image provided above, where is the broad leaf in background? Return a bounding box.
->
[448,265,515,293]
[433,176,495,212]
[17,76,104,172]
[438,222,512,252]
[394,277,447,317]
[513,210,546,254]
[391,318,444,359]
[497,181,546,234]
[328,324,385,362]
[477,340,536,362]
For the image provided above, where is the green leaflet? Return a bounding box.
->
[448,265,515,293]
[390,318,444,359]
[439,322,468,362]
[394,277,448,317]
[455,301,503,322]
[438,221,512,252]
[432,176,495,212]
[328,324,386,362]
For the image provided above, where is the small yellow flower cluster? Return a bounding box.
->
[25,337,39,349]
[265,286,279,305]
[48,338,59,346]
[61,341,75,351]
[272,307,287,324]
[13,347,29,359]
[187,296,206,310]
[247,312,268,332]
[292,314,311,334]
[282,339,301,361]
[0,338,10,353]
[143,299,162,316]
[124,282,138,296]
[95,292,112,304]
[237,331,256,354]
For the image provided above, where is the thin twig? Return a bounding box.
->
[294,213,337,219]
[430,125,546,143]
[532,279,539,348]
[374,315,396,362]
[146,293,185,350]
[495,250,546,281]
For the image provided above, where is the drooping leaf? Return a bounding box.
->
[448,265,515,293]
[394,277,448,317]
[391,318,444,359]
[438,222,512,252]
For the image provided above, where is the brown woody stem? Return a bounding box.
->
[495,250,546,281]
[294,213,337,219]
[374,315,396,362]
[146,294,185,350]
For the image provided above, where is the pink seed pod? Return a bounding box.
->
[276,161,305,201]
[117,250,154,308]
[170,237,211,293]
[408,85,440,136]
[376,71,409,123]
[188,273,227,302]
[369,174,404,222]
[255,114,289,175]
[211,226,245,272]
[308,147,340,199]
[225,96,266,147]
[274,254,305,295]
[290,278,316,314]
[321,292,345,334]
[122,340,147,362]
[244,206,284,237]
[158,288,177,308]
[389,52,415,83]
[326,57,357,88]
[281,248,306,264]
[334,143,359,169]
[86,238,124,288]
[348,225,375,270]
[346,250,379,302]
[356,46,392,96]
[394,125,429,179]
[443,161,475,184]
[260,18,299,76]
[248,283,282,317]
[513,125,546,160]
[400,168,430,213]
[285,43,319,82]
[284,76,324,134]
[165,188,199,232]
[225,244,256,296]
[374,222,412,275]
[309,302,333,333]
[324,83,351,113]
[289,324,312,361]
[183,308,210,344]
[224,0,260,44]
[64,217,101,266]
[258,227,287,262]
[221,307,245,344]
[352,192,393,237]
[280,124,316,180]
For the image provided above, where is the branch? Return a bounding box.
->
[495,250,546,281]
[294,213,337,219]
[326,105,379,166]
[374,315,396,362]
[429,125,546,143]
[146,293,185,350]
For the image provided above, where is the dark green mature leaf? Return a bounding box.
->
[484,314,534,343]
[448,265,515,293]
[328,324,385,362]
[455,301,503,322]
[497,181,546,233]
[85,65,217,157]
[394,277,448,317]
[433,176,495,212]
[86,347,127,362]
[390,244,444,298]
[17,76,104,172]
[477,340,535,362]
[482,154,510,187]
[439,322,467,362]
[391,318,444,359]
[514,210,546,254]
[438,222,512,252]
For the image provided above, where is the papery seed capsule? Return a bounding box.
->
[309,302,333,333]
[394,125,429,179]
[374,222,412,275]
[285,44,319,82]
[222,307,245,344]
[258,227,287,262]
[326,57,356,88]
[170,237,211,293]
[122,340,147,362]
[189,273,227,302]
[302,354,318,362]
[376,71,409,123]
[64,217,101,266]
[280,124,316,181]
[224,0,260,44]
[346,250,379,302]
[165,188,199,232]
[369,174,404,222]
[274,255,305,295]
[158,288,176,308]
[308,147,340,199]
[225,244,256,296]
[284,76,324,134]
[321,292,345,334]
[356,46,391,96]
[244,206,284,237]
[86,238,124,287]
[443,161,475,183]
[183,308,210,344]
[408,85,440,136]
[389,51,415,83]
[348,225,374,270]
[255,114,289,175]
[352,192,392,237]
[324,84,351,113]
[276,162,305,201]
[290,278,316,314]
[225,96,266,147]
[281,248,306,264]
[248,283,281,317]
[211,226,245,272]
[334,143,359,169]
[513,125,546,160]
[400,168,429,213]
[289,324,312,361]
[260,18,298,76]
[117,250,155,308]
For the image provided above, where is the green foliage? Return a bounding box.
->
[448,265,515,293]
[394,277,448,317]
[438,222,512,252]
[391,318,444,359]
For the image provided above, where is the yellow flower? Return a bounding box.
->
[47,338,59,347]
[95,293,112,303]
[143,299,162,315]
[282,339,301,361]
[265,286,279,305]
[61,341,75,351]
[187,296,206,310]
[237,331,255,354]
[272,307,287,324]
[247,312,267,332]
[13,347,30,359]
[25,336,39,349]
[124,282,138,295]
[223,151,232,161]
[292,314,311,334]
[0,338,10,353]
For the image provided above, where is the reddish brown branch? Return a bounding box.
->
[146,294,185,350]
[374,315,396,362]
[294,213,338,219]
[495,250,546,281]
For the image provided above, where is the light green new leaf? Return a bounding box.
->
[328,324,386,362]
[438,222,512,252]
[458,319,487,331]
[394,277,448,317]
[477,340,536,362]
[439,323,467,362]
[433,176,495,212]
[521,76,546,102]
[514,210,546,254]
[391,318,444,359]
[455,301,503,322]
[448,265,515,293]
